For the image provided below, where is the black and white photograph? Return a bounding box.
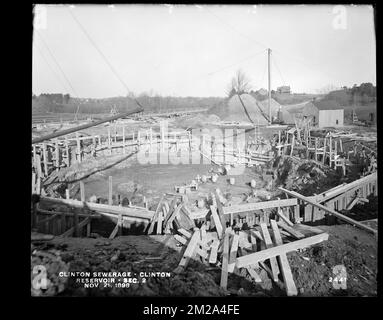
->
[31,4,377,300]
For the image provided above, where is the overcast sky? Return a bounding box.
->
[32,4,376,98]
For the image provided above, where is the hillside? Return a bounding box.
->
[324,83,376,106]
[32,94,224,115]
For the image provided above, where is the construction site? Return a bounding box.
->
[31,5,377,298]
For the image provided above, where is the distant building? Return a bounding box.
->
[257,88,268,96]
[277,86,291,94]
[302,99,344,128]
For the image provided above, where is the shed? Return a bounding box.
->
[302,100,344,128]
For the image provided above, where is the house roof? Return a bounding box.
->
[313,99,343,110]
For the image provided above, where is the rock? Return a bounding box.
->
[89,195,97,203]
[90,233,100,238]
[197,199,205,208]
[237,288,245,296]
[100,261,112,270]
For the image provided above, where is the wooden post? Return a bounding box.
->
[32,172,36,194]
[322,137,326,164]
[36,176,41,195]
[80,181,85,202]
[150,127,153,147]
[33,145,36,166]
[294,205,300,223]
[118,213,123,236]
[55,141,60,170]
[42,143,48,176]
[122,126,126,154]
[66,189,70,200]
[73,208,79,237]
[290,134,295,156]
[220,232,230,289]
[114,123,117,144]
[32,201,38,229]
[108,176,113,205]
[65,138,70,166]
[314,138,318,161]
[86,218,91,237]
[334,138,338,157]
[76,132,81,163]
[108,124,111,155]
[329,136,332,167]
[60,209,66,234]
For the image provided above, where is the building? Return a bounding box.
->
[277,86,291,94]
[302,99,344,128]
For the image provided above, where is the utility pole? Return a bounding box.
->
[268,48,272,125]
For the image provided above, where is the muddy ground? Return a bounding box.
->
[31,222,377,297]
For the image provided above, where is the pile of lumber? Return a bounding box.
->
[146,195,196,235]
[147,192,329,296]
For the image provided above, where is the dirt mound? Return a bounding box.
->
[288,224,377,296]
[272,156,339,195]
[177,113,221,128]
[207,94,270,124]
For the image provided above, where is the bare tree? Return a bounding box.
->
[226,69,252,97]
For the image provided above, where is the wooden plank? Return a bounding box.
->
[209,239,219,264]
[214,190,227,232]
[32,172,36,194]
[156,207,165,235]
[259,223,280,282]
[178,228,192,239]
[224,198,298,215]
[346,196,360,211]
[236,233,329,268]
[315,172,377,204]
[293,205,300,223]
[42,143,48,176]
[270,219,298,296]
[210,206,223,239]
[147,196,164,235]
[80,181,85,202]
[279,187,377,235]
[36,213,60,226]
[40,196,154,220]
[175,230,200,272]
[174,234,187,245]
[108,176,113,205]
[36,208,101,219]
[276,207,294,226]
[163,197,178,226]
[196,247,208,260]
[220,232,230,289]
[246,266,262,283]
[251,229,264,242]
[165,203,183,231]
[228,233,239,273]
[60,217,91,237]
[200,223,207,244]
[277,221,305,239]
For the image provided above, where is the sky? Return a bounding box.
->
[32,4,376,98]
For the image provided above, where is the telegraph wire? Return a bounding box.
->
[34,43,71,94]
[36,30,80,97]
[67,7,145,109]
[204,6,269,50]
[206,49,266,76]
